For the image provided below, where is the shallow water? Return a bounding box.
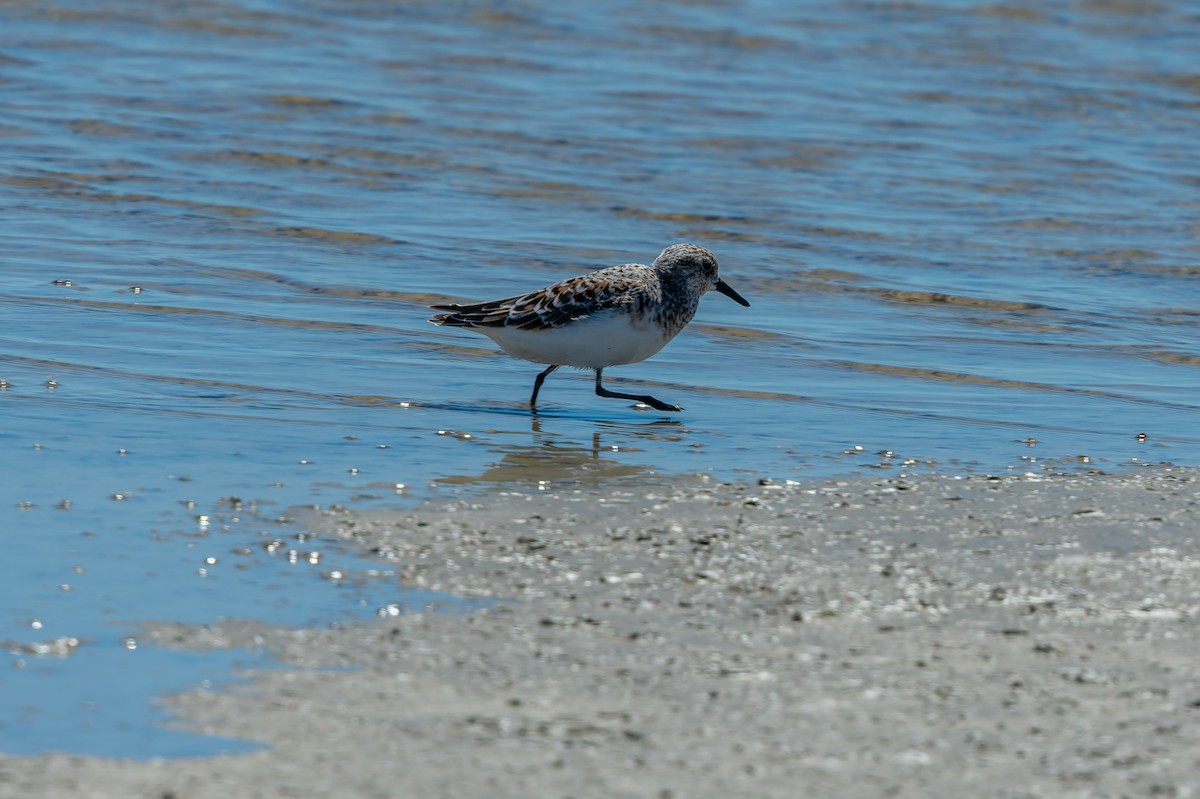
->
[3,0,1199,757]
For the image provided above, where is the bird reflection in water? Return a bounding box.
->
[434,416,683,488]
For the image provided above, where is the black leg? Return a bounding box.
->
[530,365,559,409]
[594,368,682,412]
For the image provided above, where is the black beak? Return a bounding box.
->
[715,279,750,307]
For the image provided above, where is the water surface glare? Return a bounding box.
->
[3,0,1200,758]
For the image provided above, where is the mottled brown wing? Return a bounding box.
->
[430,270,646,331]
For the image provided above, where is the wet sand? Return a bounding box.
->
[5,469,1200,798]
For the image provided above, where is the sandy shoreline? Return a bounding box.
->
[5,469,1200,798]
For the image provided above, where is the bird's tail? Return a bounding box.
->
[429,304,471,327]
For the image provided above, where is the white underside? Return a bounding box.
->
[477,312,673,368]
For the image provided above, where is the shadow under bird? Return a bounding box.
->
[428,243,750,412]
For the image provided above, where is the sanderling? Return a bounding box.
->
[429,243,749,412]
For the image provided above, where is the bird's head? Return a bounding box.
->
[654,243,750,307]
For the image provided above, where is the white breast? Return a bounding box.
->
[478,310,674,368]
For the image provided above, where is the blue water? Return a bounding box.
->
[0,403,463,757]
[3,0,1199,758]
